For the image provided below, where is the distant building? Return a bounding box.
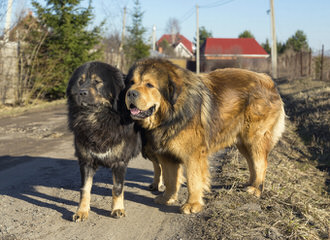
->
[157,34,193,58]
[0,11,39,105]
[1,11,39,42]
[201,38,269,59]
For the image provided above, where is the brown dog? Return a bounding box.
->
[125,58,285,214]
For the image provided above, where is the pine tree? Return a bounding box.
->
[30,0,103,99]
[195,26,213,48]
[286,30,309,52]
[124,0,150,69]
[262,38,287,55]
[261,39,271,54]
[238,30,255,39]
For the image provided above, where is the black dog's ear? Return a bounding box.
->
[111,71,125,112]
[66,65,84,97]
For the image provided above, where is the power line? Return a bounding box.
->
[200,0,235,9]
[180,6,194,24]
[179,0,236,25]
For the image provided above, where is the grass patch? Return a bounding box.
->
[183,77,330,240]
[0,99,66,119]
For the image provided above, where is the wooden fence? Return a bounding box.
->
[188,50,329,81]
[0,44,329,105]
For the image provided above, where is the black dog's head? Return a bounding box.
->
[67,61,125,110]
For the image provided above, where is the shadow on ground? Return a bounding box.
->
[0,155,179,221]
[276,78,330,191]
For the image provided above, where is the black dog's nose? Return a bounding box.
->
[127,90,139,99]
[79,89,88,96]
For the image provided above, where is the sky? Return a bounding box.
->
[1,0,329,52]
[94,0,330,53]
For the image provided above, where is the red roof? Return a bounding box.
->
[157,34,193,53]
[202,38,268,56]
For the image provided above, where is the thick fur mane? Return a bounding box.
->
[68,104,131,153]
[138,59,214,150]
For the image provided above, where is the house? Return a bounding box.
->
[201,38,269,60]
[4,11,39,41]
[157,34,193,58]
[0,11,39,105]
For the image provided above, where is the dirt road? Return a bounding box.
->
[0,104,187,240]
[1,76,329,240]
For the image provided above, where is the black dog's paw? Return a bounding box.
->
[111,209,126,219]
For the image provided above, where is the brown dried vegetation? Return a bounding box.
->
[182,77,329,240]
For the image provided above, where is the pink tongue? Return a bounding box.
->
[130,108,141,115]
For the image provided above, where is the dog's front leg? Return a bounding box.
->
[181,152,210,214]
[73,164,96,222]
[154,156,182,205]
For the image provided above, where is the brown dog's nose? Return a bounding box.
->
[127,90,139,99]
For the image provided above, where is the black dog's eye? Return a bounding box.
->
[146,83,154,88]
[94,79,102,84]
[78,79,84,86]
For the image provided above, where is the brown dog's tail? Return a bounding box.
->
[271,103,286,149]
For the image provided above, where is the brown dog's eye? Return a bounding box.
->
[146,83,154,88]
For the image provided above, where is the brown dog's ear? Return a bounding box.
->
[168,75,181,105]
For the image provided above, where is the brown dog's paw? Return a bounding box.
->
[158,184,166,192]
[154,194,177,205]
[246,186,262,197]
[72,210,89,222]
[111,209,126,219]
[180,202,203,214]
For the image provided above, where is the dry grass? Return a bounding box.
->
[278,77,330,169]
[0,99,66,119]
[183,77,330,240]
[0,78,328,239]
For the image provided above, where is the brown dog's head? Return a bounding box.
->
[125,58,183,128]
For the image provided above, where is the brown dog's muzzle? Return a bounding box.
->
[126,89,156,120]
[126,90,140,102]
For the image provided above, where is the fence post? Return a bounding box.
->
[309,50,311,76]
[300,51,303,77]
[320,44,324,81]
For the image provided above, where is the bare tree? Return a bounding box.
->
[165,17,181,43]
[102,31,121,68]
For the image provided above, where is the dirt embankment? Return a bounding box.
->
[182,77,330,240]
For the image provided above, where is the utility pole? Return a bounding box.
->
[118,7,127,70]
[270,0,277,78]
[171,26,175,45]
[4,0,13,42]
[152,25,156,51]
[196,4,200,74]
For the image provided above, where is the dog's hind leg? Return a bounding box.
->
[238,107,285,197]
[237,133,271,197]
[111,164,127,218]
[73,164,96,222]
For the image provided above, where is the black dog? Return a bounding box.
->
[66,61,141,221]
